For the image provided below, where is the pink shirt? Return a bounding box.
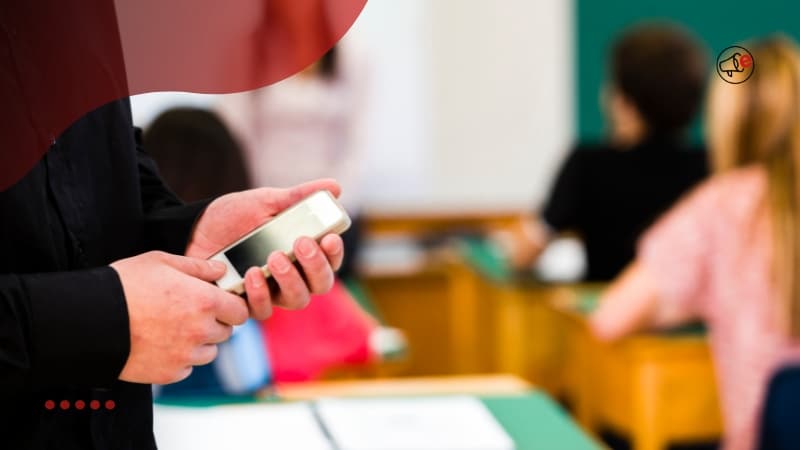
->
[639,165,800,450]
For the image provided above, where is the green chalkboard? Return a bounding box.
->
[576,0,800,140]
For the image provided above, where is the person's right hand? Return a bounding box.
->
[110,251,249,384]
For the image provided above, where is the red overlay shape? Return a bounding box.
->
[0,0,366,190]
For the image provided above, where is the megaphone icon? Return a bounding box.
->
[719,53,744,77]
[716,46,754,83]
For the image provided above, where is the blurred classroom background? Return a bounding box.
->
[138,1,800,449]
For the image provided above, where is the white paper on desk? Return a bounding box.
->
[315,395,515,450]
[153,403,333,450]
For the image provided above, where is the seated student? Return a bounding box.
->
[143,107,378,391]
[591,37,800,450]
[506,23,709,281]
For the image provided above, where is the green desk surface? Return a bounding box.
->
[156,390,601,450]
[458,236,516,284]
[482,392,601,450]
[457,237,553,288]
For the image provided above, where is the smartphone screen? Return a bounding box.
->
[222,199,339,275]
[224,230,280,275]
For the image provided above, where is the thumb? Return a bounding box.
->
[256,179,342,213]
[289,178,342,200]
[163,254,227,282]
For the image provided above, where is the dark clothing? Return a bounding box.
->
[758,365,800,450]
[541,135,708,281]
[0,99,207,449]
[338,214,362,280]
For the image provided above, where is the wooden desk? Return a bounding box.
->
[454,238,566,390]
[551,286,722,450]
[275,374,532,400]
[354,211,518,376]
[355,231,721,449]
[455,238,722,450]
[363,210,519,236]
[357,236,501,376]
[359,260,458,376]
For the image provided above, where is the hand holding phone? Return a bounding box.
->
[209,190,351,295]
[185,179,345,318]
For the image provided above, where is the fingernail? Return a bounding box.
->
[296,237,317,258]
[270,253,290,274]
[328,240,343,255]
[209,260,226,272]
[249,271,264,289]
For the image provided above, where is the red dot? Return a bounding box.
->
[90,400,100,410]
[105,400,116,410]
[59,400,70,410]
[75,400,86,410]
[44,400,55,410]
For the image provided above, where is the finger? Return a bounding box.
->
[190,344,219,366]
[212,290,250,326]
[294,237,335,295]
[319,234,345,272]
[206,321,235,344]
[243,266,273,320]
[163,253,227,282]
[288,178,342,200]
[170,367,194,384]
[267,251,311,310]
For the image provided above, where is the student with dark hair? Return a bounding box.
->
[144,108,252,202]
[504,22,710,281]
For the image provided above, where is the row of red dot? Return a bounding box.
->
[44,400,115,411]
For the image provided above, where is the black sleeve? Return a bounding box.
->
[134,128,213,255]
[0,114,210,395]
[541,149,584,231]
[0,267,129,392]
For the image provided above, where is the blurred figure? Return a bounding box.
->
[503,23,709,281]
[591,37,800,450]
[145,107,252,201]
[144,107,379,391]
[218,43,367,279]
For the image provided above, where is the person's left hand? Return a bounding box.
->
[185,178,345,320]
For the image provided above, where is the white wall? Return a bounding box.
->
[131,0,573,213]
[424,0,573,213]
[343,0,433,211]
[131,92,219,126]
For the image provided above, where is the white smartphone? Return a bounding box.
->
[209,190,351,295]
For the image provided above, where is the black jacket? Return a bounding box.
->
[0,99,207,449]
